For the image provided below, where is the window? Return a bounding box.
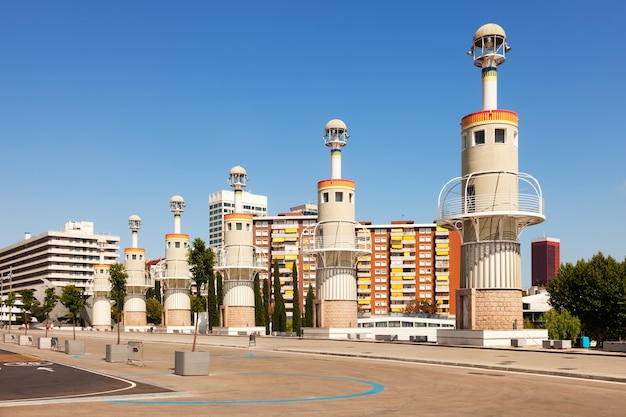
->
[462,134,467,150]
[322,192,329,203]
[474,130,485,145]
[349,193,353,203]
[495,128,505,144]
[175,242,181,248]
[236,222,242,231]
[335,192,343,202]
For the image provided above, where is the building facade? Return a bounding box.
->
[531,237,560,287]
[208,190,267,250]
[252,212,460,319]
[0,221,120,297]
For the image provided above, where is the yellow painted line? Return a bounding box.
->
[0,353,42,362]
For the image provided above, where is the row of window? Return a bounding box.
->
[463,128,515,148]
[321,191,354,204]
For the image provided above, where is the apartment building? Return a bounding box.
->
[253,206,319,316]
[208,190,267,250]
[357,221,460,317]
[251,210,460,319]
[0,221,120,297]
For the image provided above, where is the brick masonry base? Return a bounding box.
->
[317,300,357,328]
[125,311,147,327]
[165,309,191,327]
[456,288,523,330]
[223,306,255,327]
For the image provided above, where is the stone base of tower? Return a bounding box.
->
[315,300,357,328]
[455,288,523,330]
[164,309,191,327]
[436,288,548,347]
[92,325,111,331]
[125,311,147,327]
[221,306,255,328]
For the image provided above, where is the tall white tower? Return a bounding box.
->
[216,166,266,328]
[91,238,111,330]
[302,119,370,328]
[437,24,545,331]
[161,195,192,327]
[123,215,149,327]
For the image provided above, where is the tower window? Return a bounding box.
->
[462,135,467,150]
[474,130,485,146]
[236,222,243,231]
[335,192,343,202]
[349,193,353,203]
[175,242,181,248]
[323,192,329,203]
[495,128,505,144]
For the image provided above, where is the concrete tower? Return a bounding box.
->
[437,24,545,332]
[123,215,149,327]
[161,195,191,327]
[303,119,371,328]
[216,166,266,328]
[92,238,111,330]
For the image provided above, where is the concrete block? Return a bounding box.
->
[174,351,210,376]
[106,343,128,363]
[554,340,572,349]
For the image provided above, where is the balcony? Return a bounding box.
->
[301,221,371,255]
[438,171,545,225]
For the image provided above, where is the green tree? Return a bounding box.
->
[42,287,60,337]
[109,263,127,344]
[146,297,163,325]
[541,309,581,342]
[187,238,216,334]
[18,289,39,334]
[291,263,302,335]
[272,260,286,332]
[5,292,17,334]
[254,273,264,326]
[60,285,85,340]
[262,277,270,335]
[304,283,315,327]
[548,252,626,343]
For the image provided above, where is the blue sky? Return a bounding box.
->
[1,1,625,287]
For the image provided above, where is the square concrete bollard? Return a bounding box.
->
[18,335,33,346]
[542,340,554,349]
[38,337,52,349]
[106,343,128,363]
[554,340,572,349]
[65,339,85,355]
[511,338,526,347]
[174,351,210,376]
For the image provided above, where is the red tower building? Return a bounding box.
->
[531,237,560,287]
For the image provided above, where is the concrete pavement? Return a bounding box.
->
[1,328,626,416]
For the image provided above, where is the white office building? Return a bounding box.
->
[208,190,267,250]
[0,221,120,297]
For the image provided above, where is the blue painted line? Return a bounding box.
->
[110,372,384,405]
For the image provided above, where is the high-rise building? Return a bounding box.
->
[252,212,460,319]
[208,190,267,250]
[531,237,560,287]
[356,222,460,317]
[0,221,120,297]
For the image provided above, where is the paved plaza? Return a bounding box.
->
[1,329,626,416]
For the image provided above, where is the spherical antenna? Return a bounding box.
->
[229,166,249,189]
[170,195,186,214]
[323,118,349,147]
[468,23,510,67]
[128,214,142,231]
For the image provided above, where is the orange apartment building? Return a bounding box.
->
[252,207,460,319]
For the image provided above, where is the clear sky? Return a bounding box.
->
[1,1,625,287]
